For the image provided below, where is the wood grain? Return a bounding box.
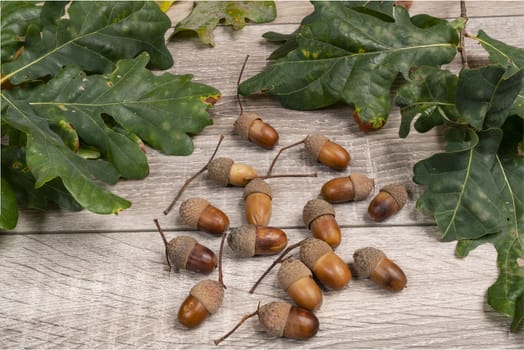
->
[3,2,524,348]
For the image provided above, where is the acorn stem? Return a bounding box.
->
[218,230,228,290]
[266,138,306,176]
[213,308,258,345]
[246,173,317,181]
[236,54,250,116]
[249,239,305,293]
[153,218,173,270]
[163,134,225,215]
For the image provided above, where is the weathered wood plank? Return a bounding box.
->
[1,227,522,349]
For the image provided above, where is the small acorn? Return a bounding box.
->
[178,279,224,328]
[304,134,350,170]
[303,199,342,248]
[352,247,407,292]
[227,224,288,257]
[321,173,375,203]
[243,178,272,226]
[234,112,279,149]
[300,238,351,290]
[214,301,319,345]
[179,197,230,235]
[278,258,323,311]
[208,157,257,187]
[368,183,408,222]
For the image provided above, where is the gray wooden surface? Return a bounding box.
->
[1,1,523,349]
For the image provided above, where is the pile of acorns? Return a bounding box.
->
[155,105,409,345]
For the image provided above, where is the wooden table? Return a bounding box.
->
[2,1,523,348]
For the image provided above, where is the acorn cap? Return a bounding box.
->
[208,157,234,186]
[299,238,332,270]
[258,301,292,337]
[179,197,209,228]
[190,279,224,314]
[169,235,197,270]
[304,134,329,160]
[303,198,335,228]
[227,224,257,257]
[278,258,312,291]
[234,112,261,139]
[380,183,408,209]
[352,247,386,278]
[243,178,273,199]
[350,173,375,201]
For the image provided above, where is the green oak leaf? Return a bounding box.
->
[1,1,173,85]
[414,127,524,331]
[1,177,19,230]
[472,30,524,118]
[395,66,460,138]
[172,1,276,47]
[2,95,130,215]
[456,65,524,129]
[0,1,42,63]
[239,3,458,131]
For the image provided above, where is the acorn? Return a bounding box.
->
[165,235,216,274]
[234,112,279,149]
[178,279,224,328]
[214,301,319,345]
[208,157,257,187]
[300,238,351,290]
[321,173,375,203]
[278,258,323,311]
[227,224,288,257]
[352,247,407,292]
[303,198,342,248]
[304,134,350,170]
[179,197,230,235]
[368,183,408,222]
[243,178,272,226]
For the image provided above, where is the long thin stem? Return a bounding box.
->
[236,55,250,116]
[218,229,228,290]
[459,0,469,68]
[213,308,259,345]
[153,218,174,271]
[249,239,305,293]
[266,138,306,176]
[163,134,225,215]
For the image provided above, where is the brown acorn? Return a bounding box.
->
[278,258,323,311]
[227,224,288,257]
[321,172,375,203]
[208,157,257,187]
[165,236,216,274]
[178,279,224,328]
[179,197,230,235]
[303,198,342,248]
[300,238,351,290]
[304,134,350,170]
[234,112,279,149]
[243,178,272,226]
[368,183,408,222]
[352,247,407,292]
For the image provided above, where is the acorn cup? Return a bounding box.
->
[303,198,342,248]
[207,157,257,187]
[352,247,407,292]
[227,224,288,257]
[243,178,272,226]
[234,112,279,150]
[368,183,408,222]
[304,134,350,170]
[179,197,230,236]
[321,172,375,204]
[278,258,323,311]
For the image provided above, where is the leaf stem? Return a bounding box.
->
[163,134,225,215]
[459,0,469,68]
[236,55,250,116]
